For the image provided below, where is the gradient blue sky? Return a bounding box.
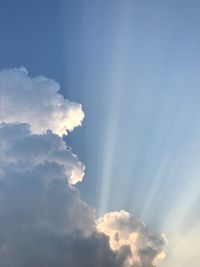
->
[0,0,200,245]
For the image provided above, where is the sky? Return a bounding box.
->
[0,1,200,266]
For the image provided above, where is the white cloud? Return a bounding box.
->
[0,67,84,136]
[97,210,166,267]
[0,123,85,185]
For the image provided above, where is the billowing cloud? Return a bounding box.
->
[97,210,166,267]
[0,122,85,185]
[0,67,166,267]
[0,67,84,136]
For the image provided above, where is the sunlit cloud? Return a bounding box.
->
[97,210,166,267]
[0,67,84,136]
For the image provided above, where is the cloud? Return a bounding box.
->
[0,123,85,185]
[0,67,166,267]
[0,67,84,136]
[97,210,166,267]
[0,121,129,267]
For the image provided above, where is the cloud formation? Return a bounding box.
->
[0,122,85,185]
[0,67,84,136]
[0,68,166,267]
[97,210,166,267]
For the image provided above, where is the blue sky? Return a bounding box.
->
[0,2,200,264]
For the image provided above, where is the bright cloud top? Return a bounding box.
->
[0,67,166,267]
[97,210,166,267]
[0,67,84,136]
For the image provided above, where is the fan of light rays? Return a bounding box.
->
[96,4,135,216]
[60,5,200,266]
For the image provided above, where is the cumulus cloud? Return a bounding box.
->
[0,131,122,266]
[97,210,166,267]
[0,123,85,185]
[0,67,166,267]
[0,67,84,136]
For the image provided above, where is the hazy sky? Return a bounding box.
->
[0,1,200,266]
